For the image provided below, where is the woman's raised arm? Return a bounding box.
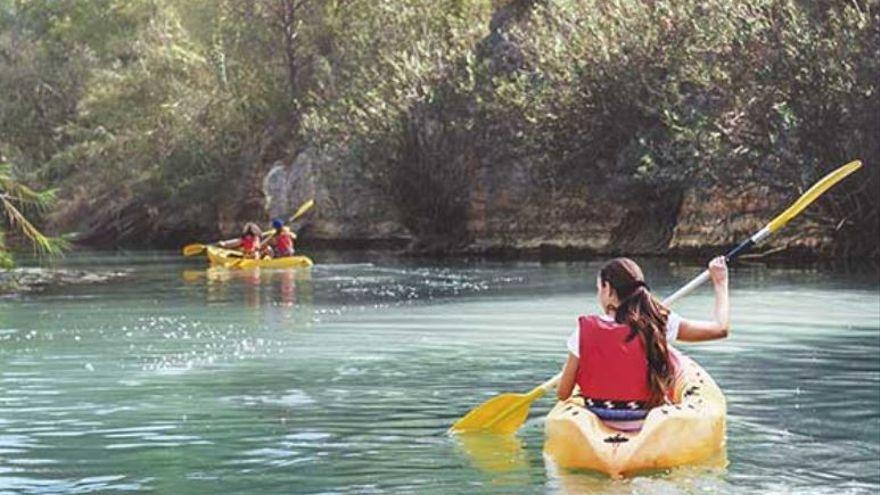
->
[677,256,730,342]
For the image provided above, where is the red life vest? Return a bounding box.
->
[275,232,294,252]
[575,315,669,403]
[241,234,258,254]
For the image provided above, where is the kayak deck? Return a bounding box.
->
[543,351,726,477]
[206,246,313,269]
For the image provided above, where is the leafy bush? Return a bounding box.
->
[490,0,878,255]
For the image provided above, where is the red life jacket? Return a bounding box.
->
[575,315,669,403]
[241,234,257,254]
[275,232,294,252]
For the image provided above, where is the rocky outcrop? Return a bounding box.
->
[669,185,832,258]
[0,267,130,294]
[261,148,411,248]
[259,152,829,259]
[463,158,631,255]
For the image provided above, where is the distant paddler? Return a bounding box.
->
[216,222,263,259]
[263,218,297,258]
[260,199,314,258]
[181,198,314,259]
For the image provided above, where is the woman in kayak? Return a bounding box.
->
[556,256,730,430]
[217,222,263,259]
[266,218,296,258]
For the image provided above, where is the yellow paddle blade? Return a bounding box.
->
[450,393,534,435]
[451,373,559,435]
[290,199,315,222]
[766,160,862,233]
[451,384,548,435]
[182,243,206,256]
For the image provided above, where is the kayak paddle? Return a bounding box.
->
[182,243,209,256]
[288,198,315,223]
[182,242,245,257]
[664,159,862,303]
[449,159,862,435]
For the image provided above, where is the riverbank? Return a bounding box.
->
[0,266,131,295]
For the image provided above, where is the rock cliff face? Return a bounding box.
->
[462,160,652,255]
[262,146,826,258]
[670,186,830,257]
[261,148,410,248]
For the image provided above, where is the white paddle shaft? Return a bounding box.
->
[663,269,711,307]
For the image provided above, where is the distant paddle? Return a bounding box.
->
[288,199,315,223]
[182,242,246,257]
[450,160,863,435]
[182,243,209,257]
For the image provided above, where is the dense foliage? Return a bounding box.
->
[0,0,877,257]
[316,0,878,254]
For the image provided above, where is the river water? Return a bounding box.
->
[0,251,877,494]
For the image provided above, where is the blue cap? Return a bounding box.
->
[272,218,284,229]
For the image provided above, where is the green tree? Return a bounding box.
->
[0,160,65,267]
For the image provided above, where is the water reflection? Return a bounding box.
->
[545,453,730,494]
[181,267,312,309]
[454,422,728,487]
[454,432,529,473]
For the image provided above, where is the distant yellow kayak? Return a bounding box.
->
[206,246,313,269]
[544,352,726,477]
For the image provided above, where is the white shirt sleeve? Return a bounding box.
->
[566,328,580,357]
[666,311,682,342]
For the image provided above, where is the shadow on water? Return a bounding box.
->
[453,429,731,492]
[544,451,730,494]
[454,432,530,473]
[180,266,313,310]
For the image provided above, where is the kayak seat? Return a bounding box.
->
[586,407,649,421]
[577,395,649,421]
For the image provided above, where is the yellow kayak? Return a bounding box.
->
[544,352,726,477]
[206,246,313,269]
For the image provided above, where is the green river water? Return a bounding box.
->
[0,251,878,494]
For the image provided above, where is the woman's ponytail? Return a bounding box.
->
[600,259,674,408]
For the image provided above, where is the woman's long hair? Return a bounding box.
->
[242,222,262,237]
[599,258,673,407]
